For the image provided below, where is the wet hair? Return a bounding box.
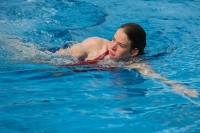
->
[119,23,146,54]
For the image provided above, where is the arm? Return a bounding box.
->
[128,62,199,98]
[55,40,88,59]
[55,37,104,60]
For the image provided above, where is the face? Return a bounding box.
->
[109,28,132,59]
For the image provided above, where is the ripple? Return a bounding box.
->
[0,0,106,46]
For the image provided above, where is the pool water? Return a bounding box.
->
[0,0,200,132]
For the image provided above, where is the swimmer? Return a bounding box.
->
[56,22,198,98]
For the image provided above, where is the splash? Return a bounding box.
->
[0,34,79,66]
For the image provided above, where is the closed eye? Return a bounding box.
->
[118,43,125,48]
[112,37,126,48]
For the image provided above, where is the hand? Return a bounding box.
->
[171,84,199,98]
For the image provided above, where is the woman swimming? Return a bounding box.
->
[56,22,198,98]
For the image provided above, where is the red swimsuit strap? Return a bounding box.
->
[93,50,109,61]
[64,50,109,66]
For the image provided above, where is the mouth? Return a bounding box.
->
[109,51,115,57]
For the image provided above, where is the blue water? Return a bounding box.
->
[1,0,200,132]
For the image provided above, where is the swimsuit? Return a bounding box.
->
[64,50,109,66]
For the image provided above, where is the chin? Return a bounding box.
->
[109,55,120,60]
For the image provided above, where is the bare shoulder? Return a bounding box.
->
[56,36,109,59]
[77,37,109,60]
[82,37,109,48]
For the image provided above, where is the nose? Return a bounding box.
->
[111,41,117,51]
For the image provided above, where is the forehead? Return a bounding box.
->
[114,29,131,45]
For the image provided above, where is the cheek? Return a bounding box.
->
[117,48,130,56]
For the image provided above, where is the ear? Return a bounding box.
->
[130,48,139,57]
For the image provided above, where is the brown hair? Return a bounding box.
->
[120,23,146,54]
